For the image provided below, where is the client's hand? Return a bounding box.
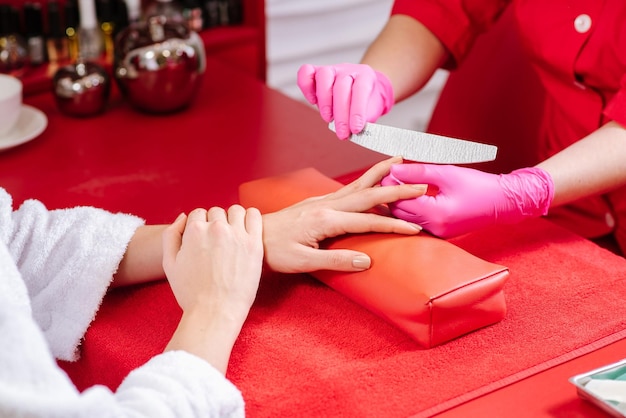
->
[381,163,554,238]
[262,157,425,273]
[162,205,264,374]
[297,63,394,140]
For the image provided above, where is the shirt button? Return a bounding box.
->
[605,212,616,229]
[574,14,592,34]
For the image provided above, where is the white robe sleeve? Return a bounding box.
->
[0,188,144,361]
[0,188,246,417]
[0,257,244,417]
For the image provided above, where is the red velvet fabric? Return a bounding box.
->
[58,216,626,417]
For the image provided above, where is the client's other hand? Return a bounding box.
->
[262,157,425,273]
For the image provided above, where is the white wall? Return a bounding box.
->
[265,0,448,131]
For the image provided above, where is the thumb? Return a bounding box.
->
[162,213,187,272]
[390,163,437,183]
[297,64,319,105]
[304,247,372,272]
[391,163,463,191]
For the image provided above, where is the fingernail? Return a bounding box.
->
[352,255,371,270]
[410,223,423,231]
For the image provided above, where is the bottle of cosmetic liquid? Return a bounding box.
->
[182,0,203,31]
[124,0,141,24]
[0,5,29,75]
[23,3,46,66]
[46,1,70,65]
[202,0,219,28]
[113,0,130,37]
[96,0,114,63]
[64,0,80,62]
[144,0,184,23]
[227,0,242,25]
[77,0,104,60]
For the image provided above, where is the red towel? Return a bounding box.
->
[60,217,626,417]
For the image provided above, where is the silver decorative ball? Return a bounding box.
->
[52,61,110,117]
[114,16,206,114]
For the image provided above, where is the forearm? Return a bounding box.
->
[536,121,626,207]
[112,225,167,287]
[164,304,244,375]
[361,14,447,102]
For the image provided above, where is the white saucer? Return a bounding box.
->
[0,105,48,151]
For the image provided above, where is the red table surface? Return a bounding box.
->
[2,57,383,220]
[1,58,623,417]
[436,339,626,417]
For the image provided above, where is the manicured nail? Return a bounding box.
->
[352,255,371,270]
[410,223,423,231]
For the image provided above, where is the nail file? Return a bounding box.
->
[329,121,497,164]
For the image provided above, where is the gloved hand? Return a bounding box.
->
[297,63,394,140]
[381,163,555,238]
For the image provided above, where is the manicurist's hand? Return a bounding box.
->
[297,63,394,140]
[162,205,264,374]
[262,157,426,273]
[382,163,555,238]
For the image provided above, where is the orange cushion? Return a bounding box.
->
[239,168,510,348]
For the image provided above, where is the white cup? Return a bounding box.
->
[0,75,23,137]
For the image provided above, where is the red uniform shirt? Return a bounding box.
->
[392,0,626,246]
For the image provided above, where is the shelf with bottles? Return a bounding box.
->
[0,0,265,95]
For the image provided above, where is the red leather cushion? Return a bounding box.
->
[239,167,510,348]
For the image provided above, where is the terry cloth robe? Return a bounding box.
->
[0,188,245,417]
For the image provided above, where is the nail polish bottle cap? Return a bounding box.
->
[24,3,44,37]
[6,5,21,34]
[113,0,129,34]
[0,4,10,37]
[47,2,64,37]
[97,0,113,23]
[65,0,80,29]
[78,0,98,29]
[183,0,200,9]
[124,0,141,22]
[0,5,9,36]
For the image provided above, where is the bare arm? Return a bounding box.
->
[537,121,626,207]
[361,14,448,102]
[111,224,167,287]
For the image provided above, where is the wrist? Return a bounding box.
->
[165,303,247,374]
[508,167,555,219]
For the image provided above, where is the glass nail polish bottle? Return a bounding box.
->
[77,0,104,60]
[64,0,80,62]
[182,0,203,31]
[24,3,46,66]
[46,1,70,65]
[124,0,141,24]
[112,0,130,37]
[0,5,29,75]
[96,0,115,63]
[144,0,184,24]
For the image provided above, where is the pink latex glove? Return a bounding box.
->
[297,63,394,140]
[381,163,555,238]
